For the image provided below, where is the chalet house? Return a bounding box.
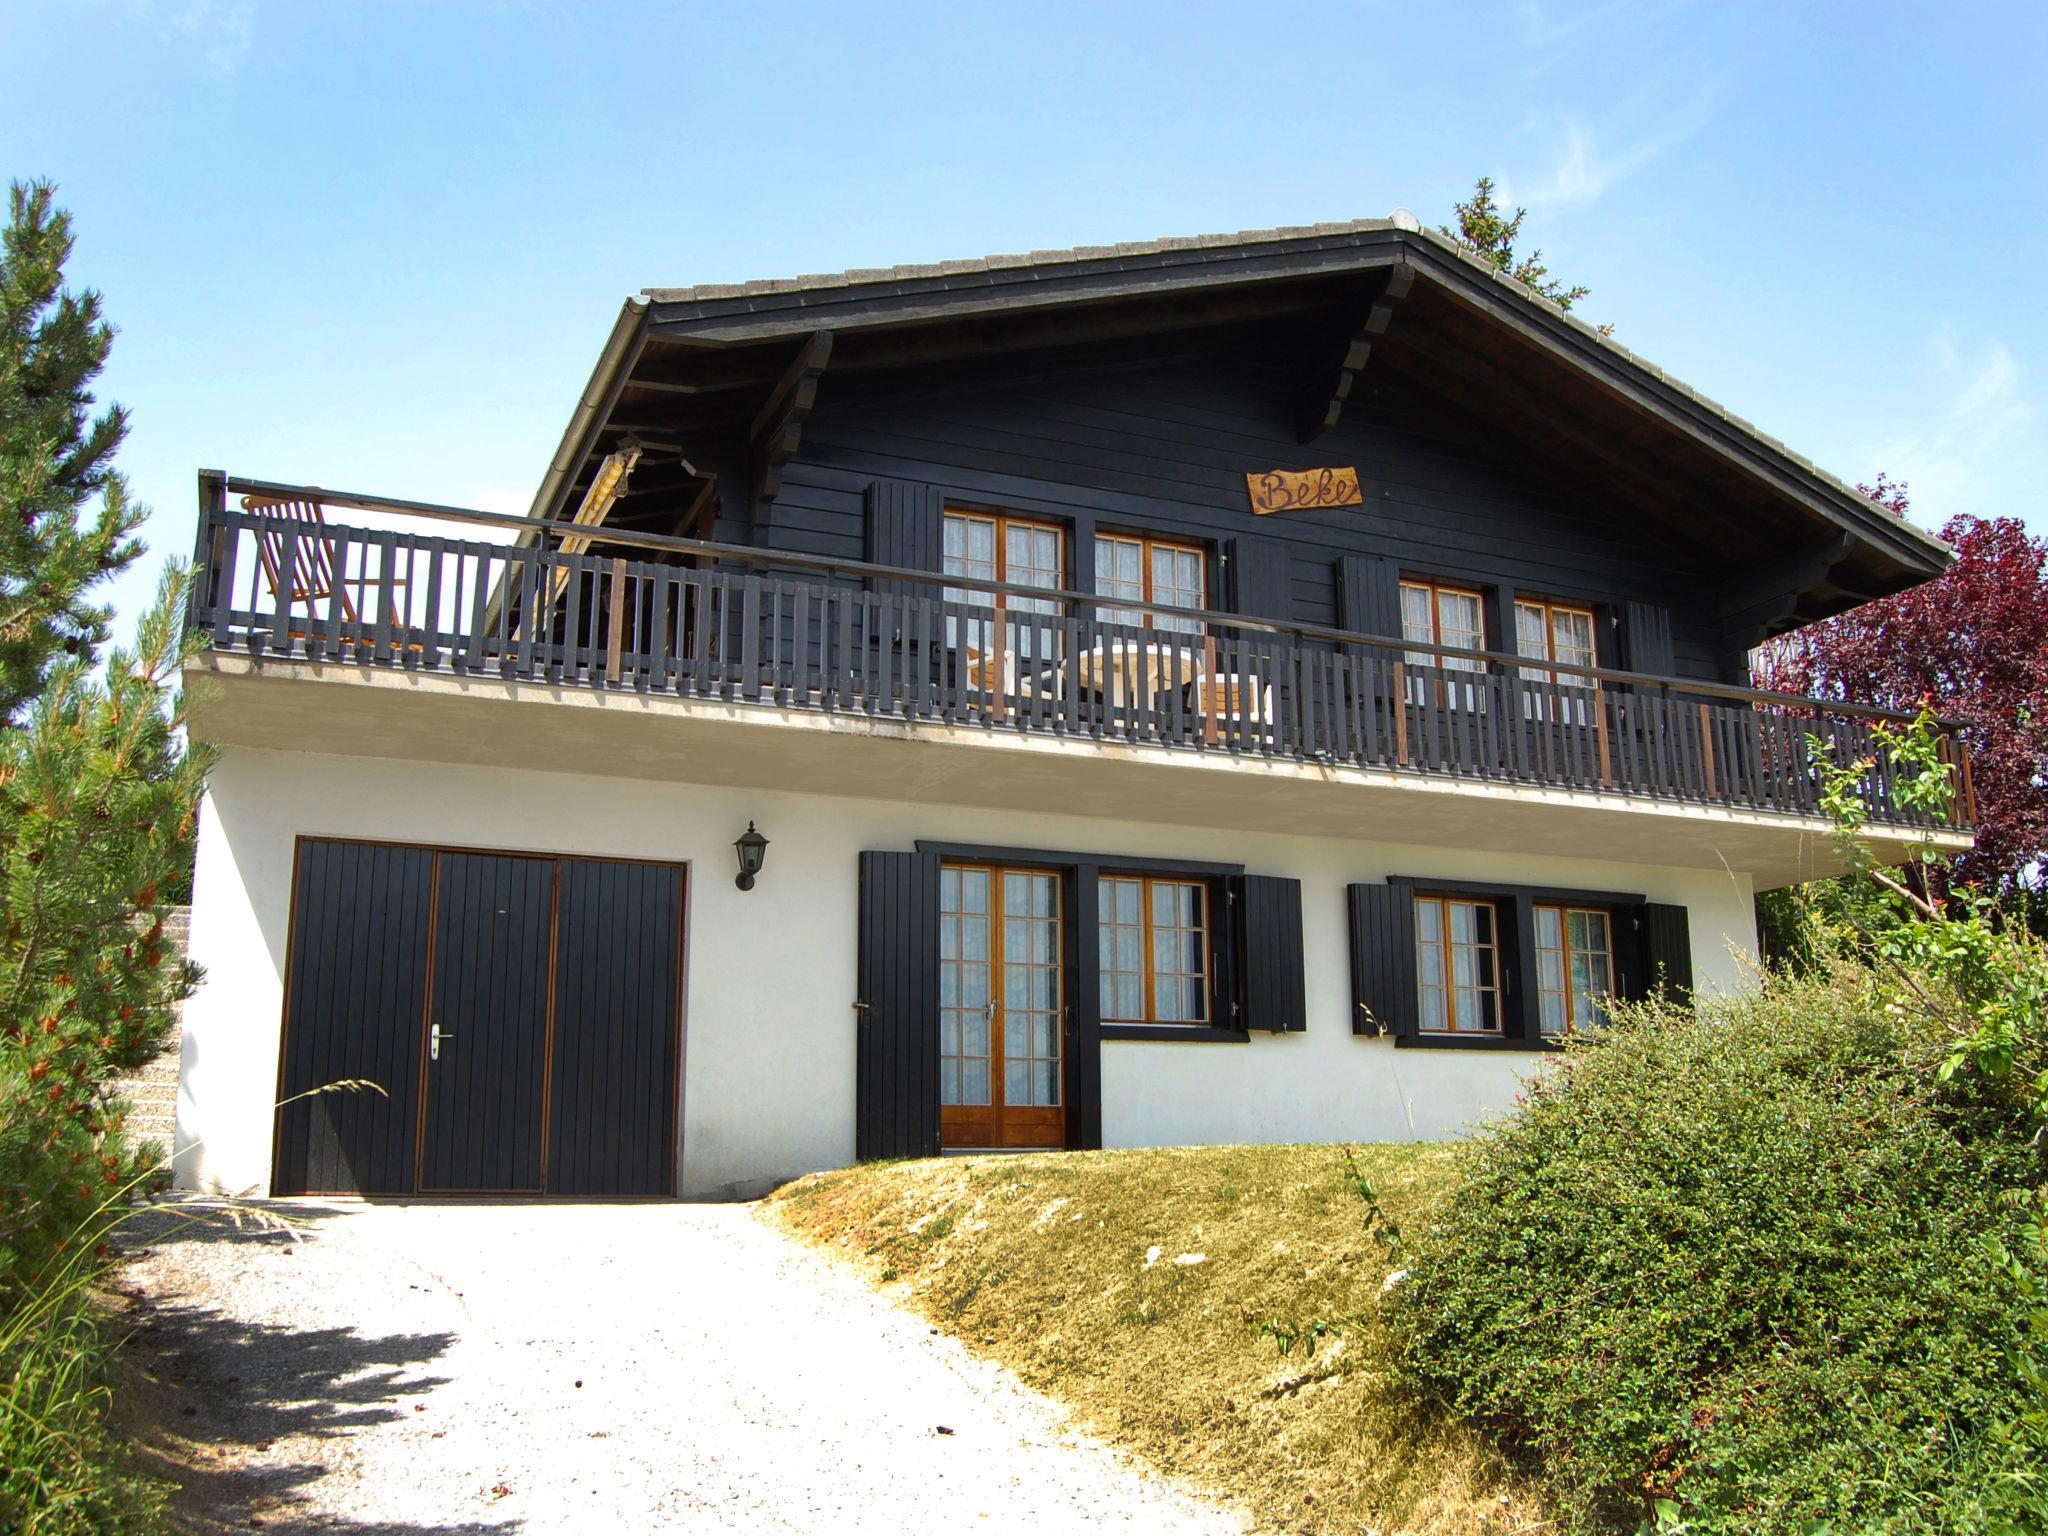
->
[173,216,1971,1200]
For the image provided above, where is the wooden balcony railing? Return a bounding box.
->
[189,473,1976,833]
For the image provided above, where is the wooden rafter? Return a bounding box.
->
[1295,264,1414,443]
[750,330,834,504]
[1719,532,1856,645]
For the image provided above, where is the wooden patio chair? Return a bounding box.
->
[243,491,406,648]
[246,492,353,625]
[1192,672,1274,745]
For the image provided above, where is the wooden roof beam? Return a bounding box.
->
[751,330,834,506]
[1719,532,1857,646]
[1295,264,1413,443]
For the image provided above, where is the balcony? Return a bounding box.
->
[185,474,1973,883]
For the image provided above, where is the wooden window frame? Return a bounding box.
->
[1400,577,1487,709]
[1098,873,1213,1027]
[1514,595,1601,729]
[943,509,1066,699]
[1514,596,1598,681]
[1414,893,1504,1034]
[1532,902,1616,1037]
[943,509,1066,611]
[1399,578,1487,657]
[1093,531,1208,629]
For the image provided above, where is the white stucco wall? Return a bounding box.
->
[178,746,1756,1199]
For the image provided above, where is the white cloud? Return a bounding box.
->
[1518,78,1725,214]
[1870,332,2037,526]
[114,0,257,78]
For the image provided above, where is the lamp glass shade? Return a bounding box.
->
[733,822,769,890]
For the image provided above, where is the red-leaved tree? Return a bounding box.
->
[1755,479,2048,894]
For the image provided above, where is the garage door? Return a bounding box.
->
[272,838,685,1198]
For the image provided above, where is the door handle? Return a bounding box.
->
[430,1021,453,1061]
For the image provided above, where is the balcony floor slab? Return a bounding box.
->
[186,653,1966,890]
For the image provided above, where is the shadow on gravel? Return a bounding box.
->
[112,1214,511,1535]
[117,1198,356,1251]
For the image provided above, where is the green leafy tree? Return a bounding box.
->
[1442,176,1608,332]
[0,180,209,1303]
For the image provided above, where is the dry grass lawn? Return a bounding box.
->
[764,1143,1549,1536]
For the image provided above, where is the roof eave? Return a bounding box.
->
[524,298,649,532]
[605,224,1951,583]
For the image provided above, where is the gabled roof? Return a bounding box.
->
[531,216,1951,622]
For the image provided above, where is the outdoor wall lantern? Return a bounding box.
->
[733,822,770,891]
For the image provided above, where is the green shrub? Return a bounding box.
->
[1397,961,2045,1534]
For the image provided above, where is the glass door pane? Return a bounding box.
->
[939,866,992,1107]
[943,513,999,662]
[1001,871,1062,1108]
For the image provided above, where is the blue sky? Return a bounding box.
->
[5,0,2044,638]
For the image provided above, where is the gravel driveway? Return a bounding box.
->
[119,1199,1247,1534]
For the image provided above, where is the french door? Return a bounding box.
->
[942,511,1064,700]
[938,863,1065,1148]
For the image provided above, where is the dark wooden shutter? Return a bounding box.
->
[1335,554,1403,638]
[1347,882,1418,1036]
[856,850,941,1160]
[1620,600,1676,677]
[1233,875,1305,1032]
[1639,902,1694,1004]
[1065,871,1103,1150]
[1228,538,1295,621]
[865,479,944,596]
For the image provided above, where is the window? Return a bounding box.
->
[1095,534,1206,634]
[1415,895,1503,1033]
[943,510,1064,682]
[1515,598,1599,723]
[1534,904,1615,1036]
[1400,579,1486,707]
[1099,875,1210,1025]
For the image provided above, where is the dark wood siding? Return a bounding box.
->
[1639,902,1695,1004]
[1347,882,1418,1036]
[1234,875,1305,1032]
[274,840,433,1197]
[547,859,684,1197]
[419,853,554,1193]
[757,341,1731,680]
[855,850,941,1160]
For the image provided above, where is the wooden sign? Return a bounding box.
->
[1246,466,1362,515]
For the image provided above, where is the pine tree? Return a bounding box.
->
[0,181,210,1297]
[1442,176,1608,333]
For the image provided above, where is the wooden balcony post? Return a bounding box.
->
[1594,686,1614,788]
[606,557,628,684]
[1391,661,1410,764]
[1698,702,1717,799]
[1196,634,1212,749]
[1956,731,1977,825]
